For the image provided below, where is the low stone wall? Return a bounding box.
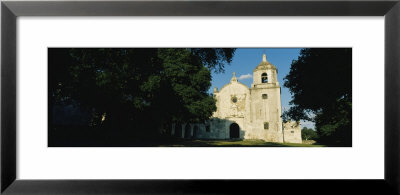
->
[283,121,302,143]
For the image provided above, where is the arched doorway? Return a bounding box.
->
[230,123,240,139]
[175,123,182,138]
[184,124,191,139]
[193,125,199,138]
[164,123,171,135]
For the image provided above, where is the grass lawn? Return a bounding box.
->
[156,139,326,147]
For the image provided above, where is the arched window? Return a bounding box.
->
[264,122,269,130]
[175,123,182,137]
[184,124,191,139]
[205,125,211,132]
[262,94,268,99]
[193,125,199,138]
[261,73,268,83]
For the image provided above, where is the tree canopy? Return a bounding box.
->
[301,127,318,141]
[49,48,235,137]
[283,48,352,146]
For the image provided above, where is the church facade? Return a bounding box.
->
[171,54,302,143]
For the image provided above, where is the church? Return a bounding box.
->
[171,54,302,143]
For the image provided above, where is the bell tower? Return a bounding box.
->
[249,53,283,142]
[252,54,278,87]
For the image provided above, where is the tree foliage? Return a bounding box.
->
[49,48,235,137]
[283,48,352,146]
[301,127,318,141]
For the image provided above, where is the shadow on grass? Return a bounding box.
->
[48,125,326,147]
[153,138,326,147]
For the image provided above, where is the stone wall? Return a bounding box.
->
[283,121,302,143]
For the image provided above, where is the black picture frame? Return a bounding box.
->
[1,0,399,194]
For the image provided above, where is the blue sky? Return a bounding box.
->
[209,48,315,129]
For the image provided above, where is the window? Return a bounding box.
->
[206,125,211,132]
[261,73,268,83]
[231,96,237,103]
[262,94,268,99]
[264,122,269,130]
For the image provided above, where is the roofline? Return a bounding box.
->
[217,80,250,94]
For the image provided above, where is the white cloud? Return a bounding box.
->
[238,73,252,80]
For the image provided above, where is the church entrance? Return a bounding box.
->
[229,123,240,139]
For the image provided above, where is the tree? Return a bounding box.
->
[283,48,352,146]
[301,127,318,141]
[49,48,235,138]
